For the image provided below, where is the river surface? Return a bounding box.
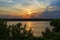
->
[7,21,50,37]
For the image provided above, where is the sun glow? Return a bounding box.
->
[26,9,32,15]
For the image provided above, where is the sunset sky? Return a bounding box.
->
[0,0,60,18]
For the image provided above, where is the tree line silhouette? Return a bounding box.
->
[0,19,60,40]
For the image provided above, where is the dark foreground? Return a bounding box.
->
[0,19,60,40]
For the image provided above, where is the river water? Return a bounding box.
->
[7,21,50,37]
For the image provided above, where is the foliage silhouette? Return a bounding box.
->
[0,20,10,40]
[0,19,60,40]
[42,19,60,40]
[0,20,34,40]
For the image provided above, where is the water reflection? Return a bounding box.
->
[26,21,32,30]
[7,21,50,37]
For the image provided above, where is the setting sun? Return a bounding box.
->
[27,11,31,15]
[26,9,32,15]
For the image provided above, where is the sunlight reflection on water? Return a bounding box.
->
[7,21,50,37]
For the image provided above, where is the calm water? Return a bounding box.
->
[7,21,50,37]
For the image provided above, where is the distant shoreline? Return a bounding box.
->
[0,18,59,21]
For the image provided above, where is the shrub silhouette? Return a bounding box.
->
[42,19,60,40]
[0,20,33,40]
[0,19,60,40]
[0,20,10,40]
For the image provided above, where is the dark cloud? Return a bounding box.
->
[50,0,60,6]
[40,8,60,19]
[39,0,60,19]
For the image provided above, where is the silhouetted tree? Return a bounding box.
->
[42,19,60,40]
[0,20,10,40]
[50,19,60,32]
[9,23,33,40]
[0,20,34,40]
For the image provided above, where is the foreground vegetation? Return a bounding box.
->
[0,19,60,40]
